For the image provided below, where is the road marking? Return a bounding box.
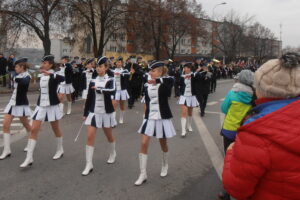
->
[0,118,18,122]
[193,114,224,180]
[207,101,218,106]
[0,123,23,127]
[219,113,225,129]
[205,111,221,114]
[0,130,21,135]
[218,79,234,84]
[204,111,225,129]
[219,98,225,101]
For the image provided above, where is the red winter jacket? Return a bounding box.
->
[222,99,300,200]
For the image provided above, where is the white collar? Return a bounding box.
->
[16,71,30,78]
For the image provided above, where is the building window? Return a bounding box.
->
[63,49,67,53]
[85,35,92,54]
[111,33,117,41]
[110,46,117,52]
[181,39,185,45]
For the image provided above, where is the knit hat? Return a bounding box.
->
[238,70,254,87]
[255,52,300,98]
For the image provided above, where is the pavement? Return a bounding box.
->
[0,79,234,200]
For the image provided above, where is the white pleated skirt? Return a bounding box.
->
[82,89,88,99]
[57,84,75,94]
[138,119,176,139]
[32,105,63,122]
[114,90,130,101]
[4,104,32,117]
[85,112,117,128]
[178,96,199,107]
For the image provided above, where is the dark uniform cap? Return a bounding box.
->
[61,55,70,60]
[117,56,123,61]
[71,61,77,65]
[42,55,55,62]
[149,61,165,70]
[97,56,108,65]
[183,62,193,68]
[15,57,28,65]
[86,58,95,65]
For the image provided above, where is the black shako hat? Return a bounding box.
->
[149,61,165,70]
[15,57,28,65]
[61,55,70,60]
[183,62,193,68]
[42,55,55,62]
[97,56,108,65]
[117,56,123,61]
[86,58,95,65]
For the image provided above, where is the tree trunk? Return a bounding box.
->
[43,17,51,56]
[42,38,51,56]
[97,22,105,57]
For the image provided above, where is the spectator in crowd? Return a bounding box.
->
[222,52,300,200]
[0,53,8,87]
[7,54,16,89]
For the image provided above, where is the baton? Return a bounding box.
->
[74,122,85,142]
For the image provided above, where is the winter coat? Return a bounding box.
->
[223,97,300,200]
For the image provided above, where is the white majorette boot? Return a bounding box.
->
[135,153,148,186]
[20,139,36,168]
[82,145,94,176]
[107,142,116,164]
[119,111,124,124]
[112,112,117,126]
[66,101,72,115]
[160,152,169,177]
[0,133,11,160]
[181,118,187,137]
[53,137,64,160]
[24,130,31,152]
[59,103,64,115]
[187,116,193,132]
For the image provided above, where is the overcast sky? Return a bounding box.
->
[200,0,299,47]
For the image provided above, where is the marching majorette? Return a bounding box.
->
[135,61,176,186]
[0,58,32,160]
[178,62,200,137]
[57,56,74,115]
[81,56,117,176]
[110,56,130,124]
[81,58,97,100]
[20,55,65,168]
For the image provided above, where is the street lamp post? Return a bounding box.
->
[211,2,227,58]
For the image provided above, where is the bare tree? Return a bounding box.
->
[68,0,126,57]
[246,22,276,61]
[161,0,207,59]
[0,0,64,55]
[127,0,167,60]
[213,10,254,60]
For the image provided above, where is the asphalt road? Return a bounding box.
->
[0,79,234,200]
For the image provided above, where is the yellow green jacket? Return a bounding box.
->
[221,83,253,140]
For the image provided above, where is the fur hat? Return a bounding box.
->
[255,52,300,98]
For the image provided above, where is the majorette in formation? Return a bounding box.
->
[57,56,74,115]
[1,58,32,159]
[81,56,117,176]
[135,61,176,186]
[20,55,65,168]
[108,56,130,124]
[178,62,202,137]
